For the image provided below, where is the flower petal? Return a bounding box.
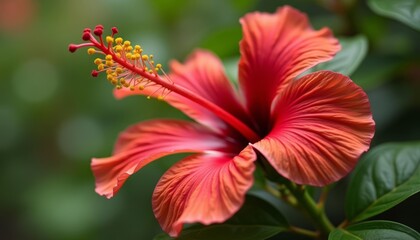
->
[153,145,256,237]
[115,50,251,132]
[92,119,234,199]
[253,71,375,186]
[238,6,340,130]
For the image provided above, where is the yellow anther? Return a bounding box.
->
[116,85,122,90]
[123,41,131,47]
[150,60,155,65]
[111,79,118,85]
[155,68,159,71]
[116,53,121,58]
[130,54,136,60]
[144,67,148,71]
[115,37,123,45]
[106,60,113,67]
[115,45,123,52]
[142,55,148,60]
[126,46,133,51]
[134,45,141,51]
[98,64,104,71]
[134,53,141,59]
[150,55,154,59]
[126,53,132,59]
[116,68,123,74]
[94,58,102,65]
[106,36,114,44]
[156,63,162,69]
[120,78,126,84]
[130,86,135,91]
[105,55,112,60]
[157,95,164,101]
[123,83,129,88]
[148,69,154,74]
[87,48,96,55]
[106,69,113,74]
[147,96,151,99]
[107,74,114,81]
[139,85,145,90]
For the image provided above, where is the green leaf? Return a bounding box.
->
[345,142,420,223]
[308,35,368,76]
[200,27,242,58]
[155,225,284,240]
[153,194,288,240]
[223,57,239,85]
[329,221,420,240]
[368,0,420,31]
[351,56,401,90]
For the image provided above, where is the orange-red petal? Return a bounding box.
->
[92,119,233,198]
[153,145,256,237]
[238,6,340,130]
[114,50,251,134]
[253,71,375,186]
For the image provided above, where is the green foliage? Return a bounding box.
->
[154,194,289,240]
[368,0,420,31]
[310,35,368,76]
[345,142,420,223]
[350,56,401,90]
[200,27,243,58]
[329,221,420,240]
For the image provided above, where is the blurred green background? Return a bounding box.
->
[0,0,419,239]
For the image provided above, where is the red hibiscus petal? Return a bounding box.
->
[114,50,251,133]
[92,119,235,199]
[152,145,256,237]
[253,71,375,186]
[238,6,340,130]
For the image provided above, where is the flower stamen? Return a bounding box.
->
[69,26,260,142]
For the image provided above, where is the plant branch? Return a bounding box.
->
[283,182,335,238]
[289,225,318,238]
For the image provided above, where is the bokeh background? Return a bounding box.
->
[0,0,419,239]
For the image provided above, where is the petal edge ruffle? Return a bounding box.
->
[253,71,375,186]
[152,145,256,237]
[92,119,233,198]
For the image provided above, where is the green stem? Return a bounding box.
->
[284,182,335,238]
[289,225,318,238]
[317,184,333,208]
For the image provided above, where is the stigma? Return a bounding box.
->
[68,25,171,99]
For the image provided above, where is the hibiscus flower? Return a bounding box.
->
[69,6,375,237]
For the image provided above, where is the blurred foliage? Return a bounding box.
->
[0,0,419,239]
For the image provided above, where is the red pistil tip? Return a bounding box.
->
[111,27,118,34]
[91,70,99,77]
[82,32,91,41]
[93,25,103,36]
[68,44,78,53]
[83,28,91,33]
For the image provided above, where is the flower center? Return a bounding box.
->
[69,25,260,142]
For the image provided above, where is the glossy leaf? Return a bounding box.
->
[351,56,401,90]
[153,194,288,240]
[345,142,420,223]
[368,0,420,31]
[308,35,368,76]
[329,220,420,240]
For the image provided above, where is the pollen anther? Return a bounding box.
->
[70,26,173,101]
